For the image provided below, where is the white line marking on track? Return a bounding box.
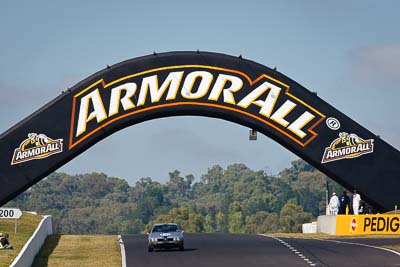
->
[315,238,400,257]
[260,235,318,267]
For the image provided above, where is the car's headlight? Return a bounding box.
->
[150,237,157,242]
[174,237,181,241]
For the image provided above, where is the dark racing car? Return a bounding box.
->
[147,223,184,252]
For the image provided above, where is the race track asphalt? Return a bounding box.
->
[122,233,400,267]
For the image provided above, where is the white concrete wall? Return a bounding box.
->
[317,215,336,235]
[302,221,317,233]
[10,215,53,267]
[118,235,127,267]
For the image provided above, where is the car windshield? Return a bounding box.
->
[152,224,179,233]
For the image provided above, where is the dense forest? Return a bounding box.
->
[7,160,345,234]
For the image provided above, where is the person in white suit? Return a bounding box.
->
[329,192,339,215]
[352,190,361,215]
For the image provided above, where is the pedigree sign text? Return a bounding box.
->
[336,215,400,235]
[69,65,325,149]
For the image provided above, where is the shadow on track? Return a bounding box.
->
[151,248,197,252]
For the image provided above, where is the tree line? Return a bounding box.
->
[7,160,345,234]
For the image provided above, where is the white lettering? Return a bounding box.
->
[72,70,321,144]
[138,71,184,106]
[287,111,315,138]
[237,81,281,118]
[109,83,137,117]
[270,100,296,127]
[208,74,243,104]
[76,89,108,137]
[181,71,213,99]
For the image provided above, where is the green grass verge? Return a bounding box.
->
[32,235,121,267]
[0,212,43,267]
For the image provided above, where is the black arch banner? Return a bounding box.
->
[1,52,399,211]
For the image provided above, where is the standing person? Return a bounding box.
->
[329,192,339,215]
[352,190,362,215]
[338,191,350,214]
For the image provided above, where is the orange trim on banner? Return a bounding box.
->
[69,65,326,150]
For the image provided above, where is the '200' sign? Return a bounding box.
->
[0,208,22,219]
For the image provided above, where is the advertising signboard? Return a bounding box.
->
[336,214,400,235]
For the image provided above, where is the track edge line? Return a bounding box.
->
[314,238,400,257]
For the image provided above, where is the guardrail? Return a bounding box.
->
[10,215,53,267]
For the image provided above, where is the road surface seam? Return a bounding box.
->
[118,235,127,267]
[315,238,400,257]
[259,235,317,266]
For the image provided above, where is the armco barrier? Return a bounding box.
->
[10,215,53,267]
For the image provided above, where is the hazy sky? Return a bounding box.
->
[1,1,399,185]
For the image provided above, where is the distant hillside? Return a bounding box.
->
[6,160,345,234]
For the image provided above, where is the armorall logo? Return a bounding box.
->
[321,132,374,163]
[69,65,325,149]
[11,133,63,165]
